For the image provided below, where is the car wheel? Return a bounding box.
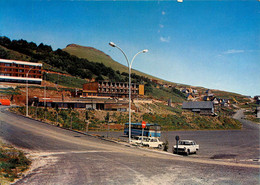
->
[158,144,162,149]
[186,149,190,156]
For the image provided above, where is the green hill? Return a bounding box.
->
[63,44,167,83]
[63,44,124,71]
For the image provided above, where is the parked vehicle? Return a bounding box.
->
[124,122,161,138]
[131,136,148,145]
[142,137,163,148]
[173,140,199,155]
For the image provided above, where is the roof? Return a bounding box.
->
[182,101,214,109]
[125,122,160,127]
[0,58,42,66]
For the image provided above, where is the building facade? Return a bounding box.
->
[182,101,214,115]
[81,81,145,98]
[35,98,128,111]
[0,59,42,85]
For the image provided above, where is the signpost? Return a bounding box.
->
[175,135,180,154]
[141,121,146,144]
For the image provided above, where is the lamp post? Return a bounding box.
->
[26,67,33,117]
[109,42,148,143]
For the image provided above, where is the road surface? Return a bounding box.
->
[0,107,259,185]
[92,110,260,162]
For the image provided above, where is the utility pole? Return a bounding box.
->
[106,112,110,138]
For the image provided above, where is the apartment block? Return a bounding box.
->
[81,81,145,98]
[0,59,42,85]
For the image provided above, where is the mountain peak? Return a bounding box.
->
[65,44,112,59]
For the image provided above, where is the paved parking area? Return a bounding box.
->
[90,117,259,163]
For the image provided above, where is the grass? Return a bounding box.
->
[0,87,21,95]
[0,142,31,183]
[11,107,87,131]
[63,44,170,84]
[46,73,87,88]
[11,101,242,133]
[142,111,242,131]
[147,86,186,103]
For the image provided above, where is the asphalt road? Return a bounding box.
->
[0,107,259,185]
[92,110,260,162]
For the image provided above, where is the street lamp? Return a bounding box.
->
[109,42,148,143]
[26,67,33,117]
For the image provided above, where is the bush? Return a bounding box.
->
[0,145,31,182]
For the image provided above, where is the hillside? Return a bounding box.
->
[63,44,123,71]
[63,44,170,84]
[0,36,251,130]
[63,43,250,103]
[0,36,250,104]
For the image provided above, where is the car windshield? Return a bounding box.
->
[179,141,192,145]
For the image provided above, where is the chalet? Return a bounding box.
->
[254,96,260,105]
[181,88,193,94]
[205,89,214,97]
[186,93,195,101]
[192,89,198,94]
[203,95,214,101]
[181,88,189,94]
[182,101,214,115]
[220,99,230,107]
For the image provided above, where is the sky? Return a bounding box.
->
[0,0,259,96]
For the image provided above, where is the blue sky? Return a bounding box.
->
[0,0,259,96]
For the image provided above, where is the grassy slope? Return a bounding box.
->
[147,86,185,103]
[63,44,174,84]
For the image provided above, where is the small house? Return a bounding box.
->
[186,93,195,100]
[182,101,214,115]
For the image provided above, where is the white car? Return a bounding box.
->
[131,136,148,145]
[142,137,163,148]
[173,140,199,155]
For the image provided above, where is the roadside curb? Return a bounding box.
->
[6,108,179,156]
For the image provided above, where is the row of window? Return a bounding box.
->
[0,73,41,78]
[99,83,139,88]
[99,88,139,93]
[0,63,41,69]
[0,68,41,73]
[0,78,41,84]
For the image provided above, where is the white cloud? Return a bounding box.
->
[159,24,164,28]
[160,36,170,43]
[223,49,245,54]
[162,11,166,15]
